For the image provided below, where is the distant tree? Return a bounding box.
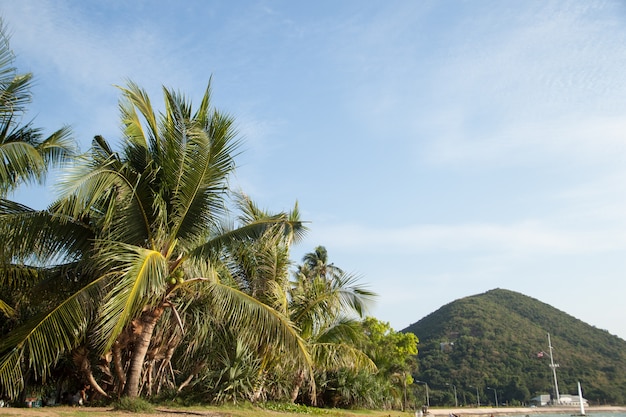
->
[319,317,418,409]
[406,289,626,406]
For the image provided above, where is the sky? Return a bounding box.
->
[2,1,626,341]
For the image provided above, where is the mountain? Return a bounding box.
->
[402,288,626,406]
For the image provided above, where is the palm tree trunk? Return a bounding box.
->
[123,306,164,398]
[290,369,305,403]
[176,360,206,392]
[77,351,110,399]
[156,346,176,395]
[112,339,127,394]
[251,371,267,403]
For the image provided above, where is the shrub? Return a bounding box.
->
[112,397,155,413]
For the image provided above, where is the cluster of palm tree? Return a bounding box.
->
[0,18,398,407]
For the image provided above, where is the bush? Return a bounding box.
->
[112,397,155,413]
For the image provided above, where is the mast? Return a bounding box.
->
[547,333,560,404]
[577,381,585,415]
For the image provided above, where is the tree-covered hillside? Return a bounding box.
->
[403,289,626,406]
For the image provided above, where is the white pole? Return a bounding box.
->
[577,381,585,416]
[548,334,560,404]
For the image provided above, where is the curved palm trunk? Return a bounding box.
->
[123,306,164,398]
[112,340,127,394]
[290,369,306,403]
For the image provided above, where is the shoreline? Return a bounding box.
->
[426,406,626,417]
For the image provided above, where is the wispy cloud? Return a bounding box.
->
[420,115,626,167]
[308,220,626,256]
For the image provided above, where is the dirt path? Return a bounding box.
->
[0,406,227,417]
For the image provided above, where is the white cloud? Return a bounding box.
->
[307,220,626,256]
[421,115,626,167]
[4,2,195,99]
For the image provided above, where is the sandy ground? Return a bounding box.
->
[0,406,225,417]
[427,406,626,417]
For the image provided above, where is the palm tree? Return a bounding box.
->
[0,80,309,399]
[299,245,343,281]
[285,247,377,403]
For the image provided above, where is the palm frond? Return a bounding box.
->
[0,139,44,194]
[311,343,377,373]
[314,316,364,345]
[0,278,103,396]
[189,217,305,260]
[37,125,75,166]
[333,273,377,318]
[0,298,15,317]
[95,244,168,352]
[116,81,158,151]
[56,150,154,246]
[0,348,22,399]
[206,280,311,370]
[0,198,93,264]
[166,112,239,242]
[192,80,212,127]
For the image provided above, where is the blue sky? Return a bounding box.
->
[3,1,626,340]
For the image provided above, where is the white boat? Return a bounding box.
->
[572,381,586,416]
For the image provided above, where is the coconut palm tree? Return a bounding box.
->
[299,245,343,281]
[0,80,309,400]
[284,247,377,403]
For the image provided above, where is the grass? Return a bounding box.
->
[111,397,155,413]
[0,404,415,417]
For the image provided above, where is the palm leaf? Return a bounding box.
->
[333,273,377,318]
[189,217,305,260]
[0,139,44,194]
[0,198,93,264]
[116,81,159,151]
[0,278,103,396]
[206,280,311,370]
[311,343,377,373]
[56,151,153,246]
[95,243,168,352]
[37,125,75,167]
[0,348,22,399]
[0,298,15,317]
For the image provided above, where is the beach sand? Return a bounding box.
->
[427,406,626,417]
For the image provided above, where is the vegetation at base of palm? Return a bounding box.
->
[404,289,626,406]
[112,396,155,413]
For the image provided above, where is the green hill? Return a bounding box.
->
[402,288,626,406]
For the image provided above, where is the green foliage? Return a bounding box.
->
[112,396,155,412]
[361,318,418,373]
[404,288,626,405]
[262,401,335,414]
[210,338,260,404]
[314,318,418,410]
